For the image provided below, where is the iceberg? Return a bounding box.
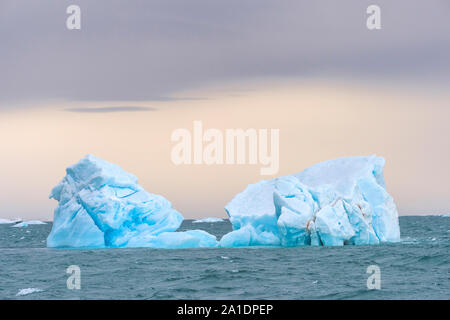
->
[193,217,225,223]
[220,155,400,247]
[12,220,46,228]
[47,154,217,248]
[126,230,218,248]
[0,218,22,224]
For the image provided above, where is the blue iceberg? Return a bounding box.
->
[220,155,400,247]
[47,155,218,248]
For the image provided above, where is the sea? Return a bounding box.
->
[0,216,448,300]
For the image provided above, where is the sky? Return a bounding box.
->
[0,1,449,219]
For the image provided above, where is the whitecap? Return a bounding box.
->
[16,288,43,296]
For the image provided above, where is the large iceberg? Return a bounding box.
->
[220,155,400,247]
[47,155,217,248]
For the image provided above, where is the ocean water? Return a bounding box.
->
[0,216,448,300]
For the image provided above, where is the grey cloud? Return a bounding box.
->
[1,0,450,108]
[65,106,157,113]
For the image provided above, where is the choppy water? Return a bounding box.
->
[0,216,449,299]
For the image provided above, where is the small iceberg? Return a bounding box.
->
[0,218,22,224]
[16,288,43,296]
[442,214,450,217]
[193,217,225,223]
[12,220,47,228]
[47,155,218,248]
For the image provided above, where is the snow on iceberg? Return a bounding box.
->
[193,217,225,223]
[220,155,400,247]
[47,154,217,248]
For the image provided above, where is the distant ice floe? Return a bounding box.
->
[442,214,450,217]
[12,220,47,228]
[193,217,225,223]
[0,218,22,224]
[16,288,43,296]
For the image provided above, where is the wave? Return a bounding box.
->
[16,288,43,296]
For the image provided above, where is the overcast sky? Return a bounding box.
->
[1,0,450,106]
[0,1,449,219]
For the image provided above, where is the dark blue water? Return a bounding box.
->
[0,216,449,299]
